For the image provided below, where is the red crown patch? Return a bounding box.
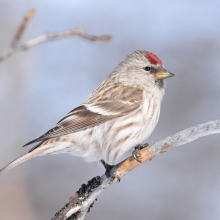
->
[145,52,162,65]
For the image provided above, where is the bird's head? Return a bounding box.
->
[113,50,174,91]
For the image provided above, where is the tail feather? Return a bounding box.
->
[0,147,47,175]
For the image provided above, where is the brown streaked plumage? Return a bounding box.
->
[24,85,143,146]
[0,50,174,174]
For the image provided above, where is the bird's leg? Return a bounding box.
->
[132,143,149,163]
[100,160,115,178]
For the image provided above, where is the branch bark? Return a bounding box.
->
[0,9,112,62]
[52,120,220,220]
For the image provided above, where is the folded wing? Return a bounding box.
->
[24,84,143,147]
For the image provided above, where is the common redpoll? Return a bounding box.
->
[0,50,174,174]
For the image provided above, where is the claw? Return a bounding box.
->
[133,153,142,163]
[132,143,149,163]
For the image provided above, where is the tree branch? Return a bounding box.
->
[0,9,112,62]
[52,120,220,220]
[11,8,36,47]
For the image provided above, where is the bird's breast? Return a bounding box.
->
[141,91,161,134]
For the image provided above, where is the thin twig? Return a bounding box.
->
[52,120,220,220]
[0,9,112,62]
[18,28,112,50]
[11,8,36,47]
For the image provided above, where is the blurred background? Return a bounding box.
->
[0,0,220,219]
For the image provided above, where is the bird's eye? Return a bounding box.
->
[144,67,151,71]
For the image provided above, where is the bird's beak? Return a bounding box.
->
[155,70,174,79]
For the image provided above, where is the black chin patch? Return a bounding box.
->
[155,79,164,89]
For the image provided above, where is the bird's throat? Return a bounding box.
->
[155,79,164,89]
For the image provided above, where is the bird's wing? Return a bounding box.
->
[24,84,143,147]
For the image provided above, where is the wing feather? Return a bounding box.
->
[24,84,143,147]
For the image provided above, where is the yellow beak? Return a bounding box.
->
[155,71,174,79]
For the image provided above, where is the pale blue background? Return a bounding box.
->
[0,0,220,219]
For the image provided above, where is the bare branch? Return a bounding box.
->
[52,176,102,220]
[0,9,112,62]
[114,119,220,179]
[52,120,220,220]
[18,28,112,50]
[11,8,36,47]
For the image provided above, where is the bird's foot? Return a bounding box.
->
[132,143,149,163]
[100,160,120,183]
[105,164,114,179]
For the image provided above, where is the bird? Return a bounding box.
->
[0,50,174,175]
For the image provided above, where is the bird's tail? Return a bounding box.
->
[0,147,47,175]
